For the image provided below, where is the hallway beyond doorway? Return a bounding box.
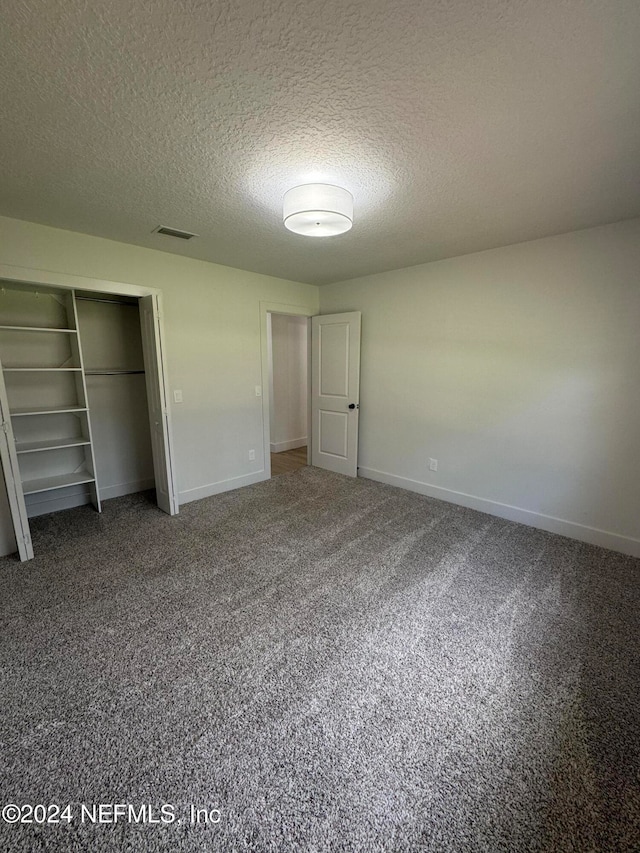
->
[271,446,307,476]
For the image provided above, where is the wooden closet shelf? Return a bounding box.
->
[11,405,88,417]
[16,437,91,454]
[0,325,77,333]
[22,471,96,495]
[3,367,82,372]
[85,369,145,375]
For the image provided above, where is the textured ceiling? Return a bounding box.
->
[1,0,640,285]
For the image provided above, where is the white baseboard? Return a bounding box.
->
[358,466,640,558]
[179,470,269,504]
[270,437,307,453]
[27,489,91,518]
[25,478,157,517]
[99,478,156,500]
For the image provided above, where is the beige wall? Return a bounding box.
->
[0,215,318,555]
[320,218,640,556]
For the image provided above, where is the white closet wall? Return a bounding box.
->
[77,298,154,501]
[269,314,308,453]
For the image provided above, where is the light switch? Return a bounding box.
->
[173,390,183,403]
[255,386,262,397]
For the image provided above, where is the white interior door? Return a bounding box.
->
[139,295,179,515]
[0,379,33,561]
[311,312,361,477]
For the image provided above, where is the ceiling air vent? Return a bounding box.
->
[153,225,198,240]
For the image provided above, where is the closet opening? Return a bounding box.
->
[74,291,154,506]
[0,279,178,561]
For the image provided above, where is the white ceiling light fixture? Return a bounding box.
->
[283,184,353,237]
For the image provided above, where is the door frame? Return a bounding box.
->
[0,263,179,546]
[259,301,314,479]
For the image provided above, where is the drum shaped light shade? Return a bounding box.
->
[283,184,353,237]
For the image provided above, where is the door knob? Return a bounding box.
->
[348,403,358,410]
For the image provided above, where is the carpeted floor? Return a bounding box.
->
[0,467,638,852]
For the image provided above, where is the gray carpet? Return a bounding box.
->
[0,467,638,852]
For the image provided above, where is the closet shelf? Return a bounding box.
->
[22,471,96,495]
[0,325,77,333]
[3,367,82,372]
[11,405,88,417]
[0,285,104,560]
[85,369,145,375]
[16,437,91,454]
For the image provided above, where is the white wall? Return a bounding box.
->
[0,214,318,556]
[320,218,640,557]
[268,313,308,452]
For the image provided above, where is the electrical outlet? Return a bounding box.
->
[173,389,183,403]
[249,449,256,461]
[429,458,438,472]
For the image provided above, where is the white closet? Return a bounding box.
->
[0,285,100,537]
[0,281,178,561]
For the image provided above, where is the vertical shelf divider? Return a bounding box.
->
[66,290,101,513]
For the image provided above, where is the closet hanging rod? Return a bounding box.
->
[75,296,139,306]
[85,369,146,375]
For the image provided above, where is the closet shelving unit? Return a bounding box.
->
[0,286,101,516]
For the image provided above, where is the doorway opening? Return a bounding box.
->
[260,303,361,482]
[267,312,309,478]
